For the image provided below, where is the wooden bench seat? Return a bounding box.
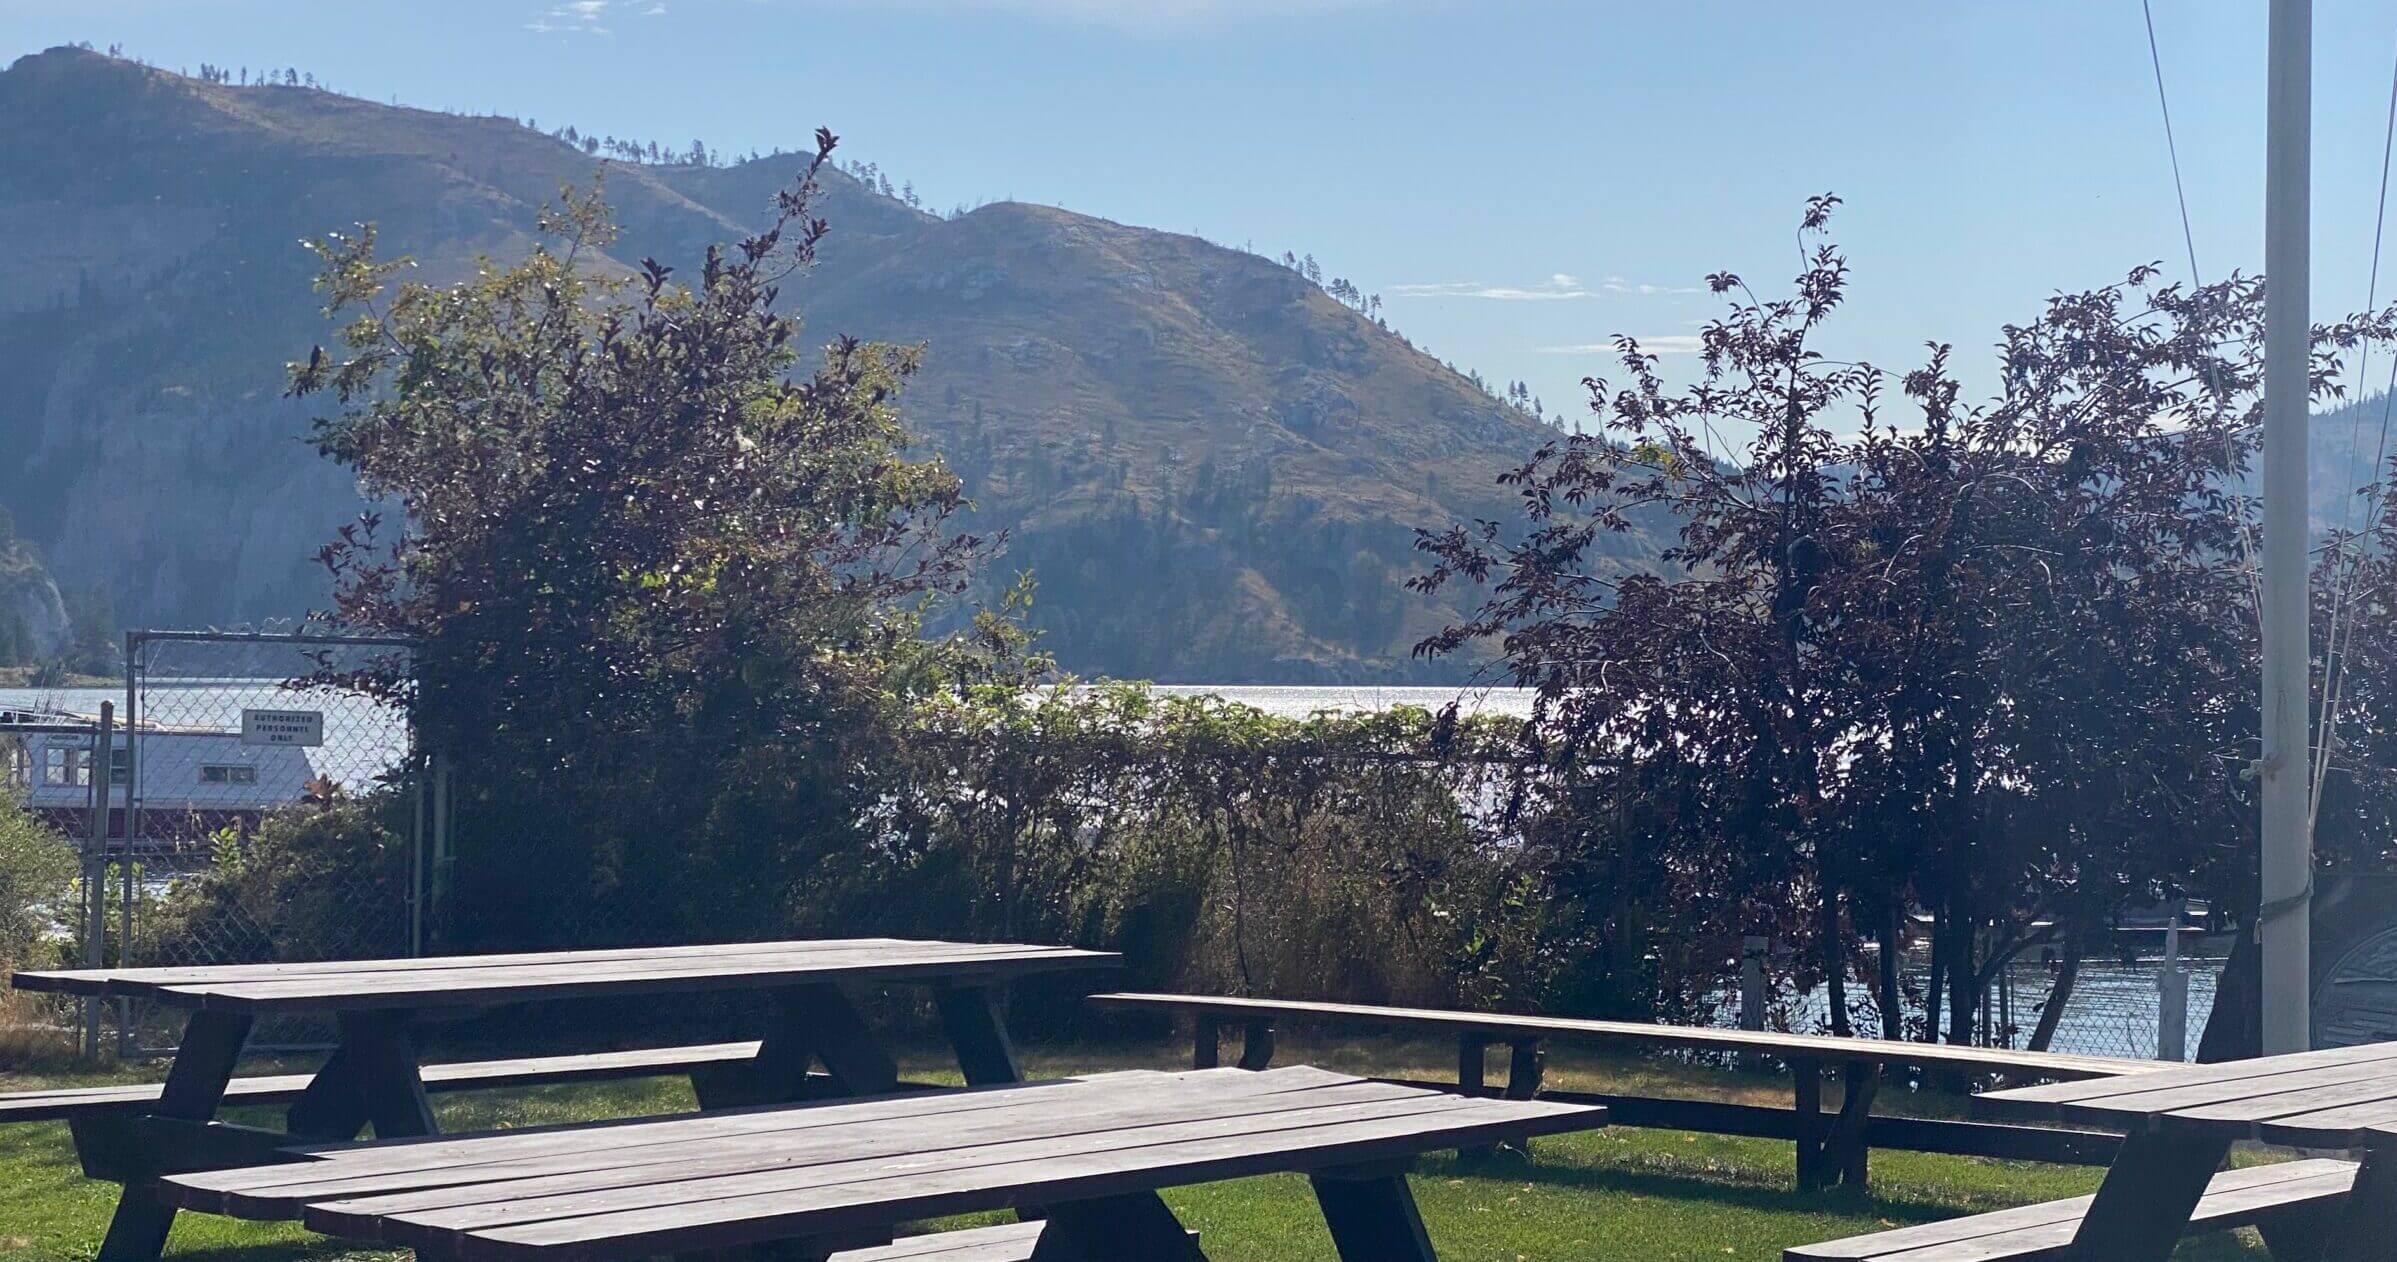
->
[828,1223,1044,1261]
[0,1041,764,1123]
[825,1222,1202,1261]
[1785,1158,2358,1261]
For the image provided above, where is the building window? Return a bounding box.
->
[41,746,89,788]
[199,764,258,785]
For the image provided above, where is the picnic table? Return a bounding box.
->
[1974,1040,2397,1262]
[1092,992,2163,1187]
[158,1065,1607,1261]
[10,938,1115,1262]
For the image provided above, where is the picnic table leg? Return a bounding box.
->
[1310,1166,1438,1262]
[2320,1144,2397,1262]
[781,984,900,1096]
[1791,1056,1826,1190]
[1192,1014,1221,1069]
[932,986,1207,1256]
[2062,1128,2231,1262]
[1494,1039,1544,1159]
[1824,1060,1879,1188]
[1455,1036,1494,1158]
[95,1009,252,1262]
[2256,1208,2335,1262]
[283,1044,370,1140]
[701,983,901,1107]
[1027,1193,1209,1261]
[334,1009,438,1139]
[935,984,1022,1085]
[1237,1018,1276,1071]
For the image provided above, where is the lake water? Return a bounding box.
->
[1157,684,1537,717]
[4,682,1536,721]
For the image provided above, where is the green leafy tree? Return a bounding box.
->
[293,130,979,947]
[1418,199,2397,1052]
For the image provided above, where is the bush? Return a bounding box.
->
[146,795,413,965]
[0,789,75,975]
[833,684,1582,1014]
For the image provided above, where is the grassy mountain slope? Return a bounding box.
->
[0,46,1647,681]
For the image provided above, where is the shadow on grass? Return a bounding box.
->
[1434,1147,2016,1226]
[155,1240,393,1262]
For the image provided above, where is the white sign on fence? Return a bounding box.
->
[241,708,325,747]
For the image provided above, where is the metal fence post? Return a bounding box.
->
[1740,936,1768,1031]
[1738,935,1769,1071]
[2158,902,2189,1062]
[431,752,452,948]
[80,703,112,1060]
[410,753,427,958]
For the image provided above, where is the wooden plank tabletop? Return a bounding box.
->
[162,1066,1604,1260]
[1977,1039,2397,1146]
[13,940,1118,1014]
[1090,993,2165,1081]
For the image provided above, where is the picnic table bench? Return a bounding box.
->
[7,938,1116,1262]
[1794,1039,2397,1262]
[160,1065,1607,1261]
[1091,992,2166,1188]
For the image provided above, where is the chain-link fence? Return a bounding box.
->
[101,630,422,1055]
[1773,927,2228,1063]
[1982,938,2226,1062]
[0,700,110,1053]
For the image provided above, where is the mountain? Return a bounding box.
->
[0,47,1655,682]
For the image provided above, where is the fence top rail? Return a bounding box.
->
[1089,993,2171,1081]
[17,938,1120,1014]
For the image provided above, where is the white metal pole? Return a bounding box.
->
[2260,0,2314,1056]
[2159,906,2188,1062]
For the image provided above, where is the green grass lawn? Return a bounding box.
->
[0,1033,2272,1262]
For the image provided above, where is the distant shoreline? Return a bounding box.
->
[0,668,116,689]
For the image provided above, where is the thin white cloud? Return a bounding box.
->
[1390,273,1589,302]
[1538,335,1706,356]
[528,0,613,33]
[1600,275,1703,296]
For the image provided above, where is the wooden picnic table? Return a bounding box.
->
[159,1065,1607,1261]
[11,938,1116,1262]
[1979,1039,2397,1262]
[1092,992,2165,1187]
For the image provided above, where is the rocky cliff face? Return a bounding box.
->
[0,545,69,663]
[0,47,1650,680]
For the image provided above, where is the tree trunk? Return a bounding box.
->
[1881,904,1905,1041]
[1946,913,1978,1046]
[1923,907,1947,1042]
[1821,886,1851,1037]
[2025,931,2083,1053]
[1946,732,1981,1047]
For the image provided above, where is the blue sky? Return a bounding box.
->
[9,0,2397,430]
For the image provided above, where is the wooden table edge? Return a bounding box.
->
[24,951,1122,1012]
